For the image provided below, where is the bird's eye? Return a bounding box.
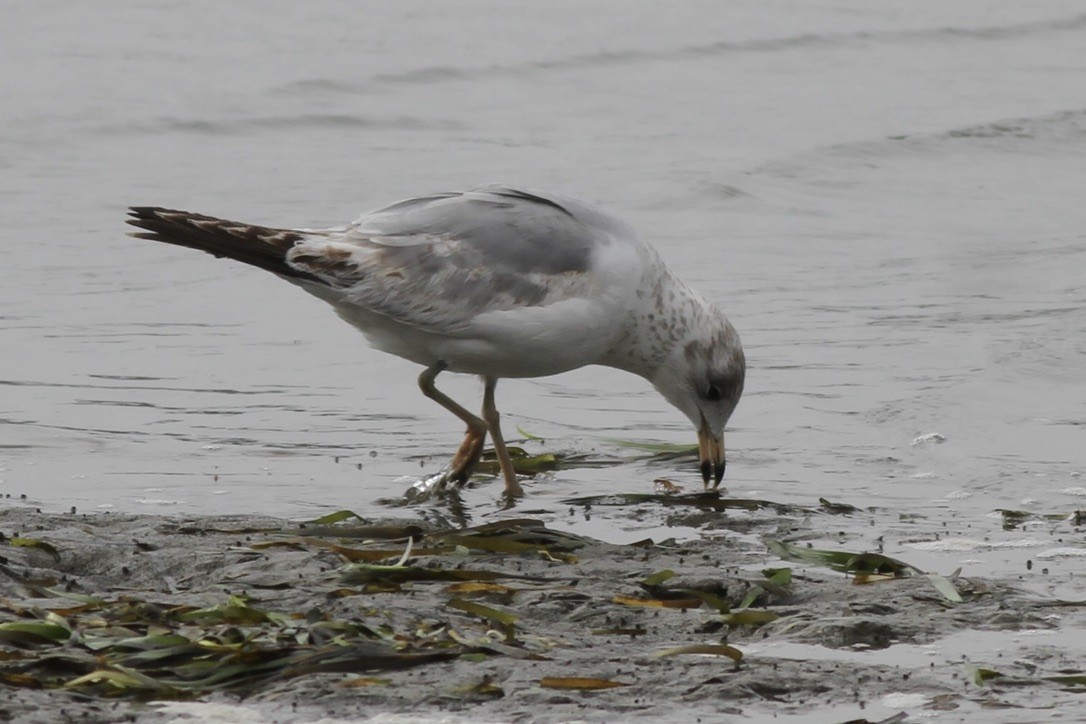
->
[705,383,723,401]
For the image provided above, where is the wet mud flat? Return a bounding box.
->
[1,503,1084,723]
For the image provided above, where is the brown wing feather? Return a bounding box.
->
[126,207,322,283]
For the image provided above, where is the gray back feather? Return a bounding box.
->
[353,185,613,274]
[289,185,636,333]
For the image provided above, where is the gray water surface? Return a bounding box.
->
[3,2,1085,608]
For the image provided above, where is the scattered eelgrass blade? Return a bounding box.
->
[257,537,439,563]
[740,567,793,609]
[738,588,760,610]
[1045,674,1086,687]
[44,611,71,631]
[0,671,39,687]
[515,426,544,440]
[339,676,391,688]
[447,598,517,642]
[996,509,1070,530]
[448,518,590,547]
[818,498,861,515]
[564,492,803,514]
[81,630,143,652]
[969,666,1004,686]
[540,676,628,690]
[303,510,365,526]
[854,574,898,584]
[443,582,519,597]
[281,645,460,678]
[764,568,792,588]
[392,536,414,567]
[476,448,560,474]
[10,537,61,561]
[115,644,208,668]
[926,573,964,603]
[641,569,676,587]
[341,563,558,585]
[452,676,505,698]
[29,588,108,605]
[654,644,743,662]
[247,540,308,553]
[115,646,208,668]
[764,539,921,577]
[428,520,588,559]
[446,597,518,627]
[284,524,426,540]
[107,633,193,651]
[65,667,183,696]
[436,534,575,561]
[1033,598,1086,609]
[176,597,274,625]
[170,656,301,689]
[998,509,1031,529]
[676,589,730,613]
[0,621,71,646]
[612,595,704,610]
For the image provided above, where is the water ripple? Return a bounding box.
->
[94,113,464,137]
[272,13,1086,94]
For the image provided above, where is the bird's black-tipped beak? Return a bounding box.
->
[697,414,725,489]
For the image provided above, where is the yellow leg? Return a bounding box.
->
[417,362,488,486]
[482,377,525,498]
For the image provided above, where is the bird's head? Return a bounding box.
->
[651,311,745,488]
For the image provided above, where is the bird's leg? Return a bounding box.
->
[416,361,488,490]
[482,377,525,498]
[449,426,487,483]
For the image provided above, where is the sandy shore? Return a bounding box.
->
[0,505,1082,723]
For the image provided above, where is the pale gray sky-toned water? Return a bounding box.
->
[3,0,1085,607]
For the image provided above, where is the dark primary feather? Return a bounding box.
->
[126,207,322,283]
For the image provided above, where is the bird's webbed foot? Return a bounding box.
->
[403,426,486,501]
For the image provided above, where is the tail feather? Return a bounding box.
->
[126,207,322,283]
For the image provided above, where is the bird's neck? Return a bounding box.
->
[600,255,708,381]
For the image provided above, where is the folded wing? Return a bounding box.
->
[287,185,623,334]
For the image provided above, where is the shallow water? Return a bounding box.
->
[3,0,1085,610]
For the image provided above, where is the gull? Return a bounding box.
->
[127,185,745,498]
